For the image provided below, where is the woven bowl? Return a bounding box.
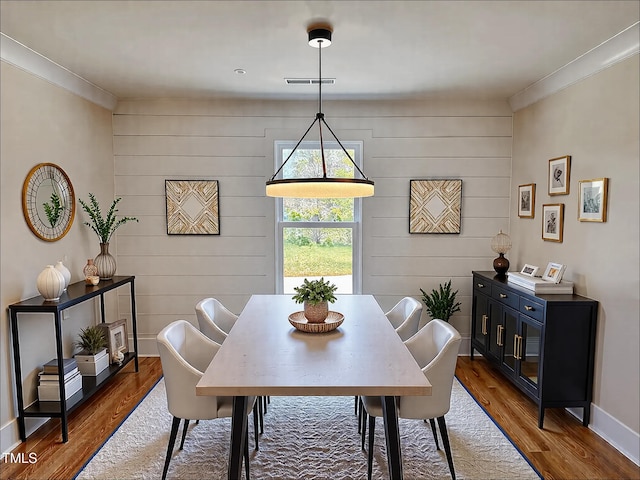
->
[288,311,344,333]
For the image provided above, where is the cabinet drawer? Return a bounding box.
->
[519,297,544,322]
[492,285,519,309]
[473,277,492,296]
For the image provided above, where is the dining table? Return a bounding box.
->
[196,294,431,479]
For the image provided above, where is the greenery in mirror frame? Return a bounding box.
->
[292,277,338,306]
[78,193,138,243]
[420,280,462,322]
[75,325,108,355]
[43,192,63,228]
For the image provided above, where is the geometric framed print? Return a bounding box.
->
[409,179,462,233]
[165,180,220,235]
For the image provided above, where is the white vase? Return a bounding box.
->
[37,265,65,301]
[55,261,71,290]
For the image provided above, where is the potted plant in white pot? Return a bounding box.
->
[79,193,138,280]
[74,325,109,376]
[292,277,338,323]
[420,280,462,322]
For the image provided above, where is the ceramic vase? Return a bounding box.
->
[94,243,116,280]
[83,258,98,277]
[37,265,65,301]
[55,261,71,291]
[304,301,329,323]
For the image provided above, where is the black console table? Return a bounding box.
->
[471,271,598,428]
[8,276,138,442]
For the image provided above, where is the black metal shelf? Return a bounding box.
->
[9,276,138,442]
[25,352,137,416]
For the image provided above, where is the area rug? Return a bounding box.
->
[76,378,540,480]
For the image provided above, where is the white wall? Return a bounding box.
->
[0,61,115,451]
[511,55,639,461]
[113,97,513,355]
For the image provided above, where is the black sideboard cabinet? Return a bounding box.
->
[8,276,138,442]
[471,271,598,428]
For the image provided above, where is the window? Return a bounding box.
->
[275,141,363,294]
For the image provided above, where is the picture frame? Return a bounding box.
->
[542,203,564,242]
[520,264,539,277]
[542,262,566,284]
[548,155,571,196]
[409,179,462,234]
[97,319,129,364]
[578,178,608,222]
[518,183,536,218]
[165,180,220,235]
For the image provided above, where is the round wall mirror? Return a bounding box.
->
[22,163,75,242]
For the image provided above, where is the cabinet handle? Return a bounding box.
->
[513,335,519,360]
[497,325,503,346]
[481,315,488,335]
[499,293,508,299]
[524,305,533,311]
[477,283,485,288]
[518,335,523,360]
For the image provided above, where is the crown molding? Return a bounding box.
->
[509,23,639,112]
[1,33,118,111]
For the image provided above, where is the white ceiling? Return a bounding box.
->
[1,1,638,101]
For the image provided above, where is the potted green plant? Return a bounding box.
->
[292,277,338,323]
[420,280,462,322]
[74,325,109,376]
[78,193,138,280]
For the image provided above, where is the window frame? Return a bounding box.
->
[274,140,364,295]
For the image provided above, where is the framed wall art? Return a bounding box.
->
[578,178,608,222]
[409,179,462,234]
[548,155,571,195]
[165,180,220,235]
[518,183,536,218]
[542,203,564,242]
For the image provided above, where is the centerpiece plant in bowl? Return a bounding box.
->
[292,277,338,323]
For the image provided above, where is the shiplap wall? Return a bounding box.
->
[112,97,512,354]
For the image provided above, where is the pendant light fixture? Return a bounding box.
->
[266,26,374,198]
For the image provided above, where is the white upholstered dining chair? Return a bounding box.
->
[157,319,258,480]
[355,296,424,424]
[385,296,423,341]
[361,319,462,480]
[195,297,239,345]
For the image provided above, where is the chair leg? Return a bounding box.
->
[429,418,440,450]
[244,424,250,480]
[437,416,456,480]
[162,416,181,480]
[361,411,367,450]
[367,415,376,480]
[179,419,190,450]
[258,397,264,434]
[354,395,358,415]
[263,395,268,414]
[253,403,259,451]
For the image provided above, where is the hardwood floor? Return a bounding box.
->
[2,355,638,479]
[455,356,639,480]
[1,357,162,480]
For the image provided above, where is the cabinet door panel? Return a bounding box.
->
[519,315,542,393]
[487,299,502,360]
[473,291,489,348]
[501,306,518,376]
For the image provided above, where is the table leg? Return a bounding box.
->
[381,395,403,480]
[228,396,248,480]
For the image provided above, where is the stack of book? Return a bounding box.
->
[506,272,574,294]
[37,358,82,402]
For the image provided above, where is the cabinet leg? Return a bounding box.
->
[537,405,545,429]
[582,405,590,426]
